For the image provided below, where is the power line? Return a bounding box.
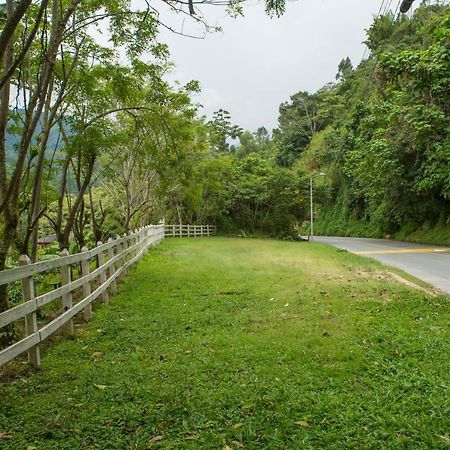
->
[361,0,402,100]
[360,0,388,63]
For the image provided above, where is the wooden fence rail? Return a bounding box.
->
[164,224,215,237]
[0,225,165,368]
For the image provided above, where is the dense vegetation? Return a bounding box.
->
[1,3,449,312]
[153,3,450,242]
[1,238,448,448]
[0,0,288,319]
[305,4,450,241]
[203,3,450,242]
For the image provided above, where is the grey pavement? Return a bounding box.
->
[315,236,450,295]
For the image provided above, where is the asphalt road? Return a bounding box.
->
[315,236,450,295]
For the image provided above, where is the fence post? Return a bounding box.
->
[80,247,92,321]
[107,238,118,295]
[135,230,140,259]
[151,226,155,244]
[130,233,135,260]
[134,230,140,259]
[138,229,143,256]
[143,227,147,248]
[131,231,136,261]
[115,236,122,282]
[60,249,74,336]
[19,255,41,367]
[150,226,154,247]
[144,227,149,250]
[97,241,109,303]
[122,234,129,277]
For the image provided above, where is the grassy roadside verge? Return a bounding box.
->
[1,237,449,449]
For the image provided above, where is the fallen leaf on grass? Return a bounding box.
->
[148,435,163,443]
[94,384,107,390]
[26,447,37,450]
[295,420,309,428]
[436,435,450,443]
[0,432,12,440]
[185,434,199,440]
[92,351,103,358]
[223,446,232,450]
[232,441,245,448]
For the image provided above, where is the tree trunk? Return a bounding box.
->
[0,0,16,324]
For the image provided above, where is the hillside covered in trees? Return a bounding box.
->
[199,3,450,243]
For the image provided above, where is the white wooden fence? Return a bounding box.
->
[0,225,165,368]
[165,224,215,237]
[0,223,216,368]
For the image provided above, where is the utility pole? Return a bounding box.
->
[309,173,326,241]
[310,177,314,240]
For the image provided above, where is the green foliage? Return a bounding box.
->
[282,4,450,240]
[225,155,304,236]
[207,109,243,153]
[336,56,353,81]
[235,127,273,159]
[274,90,331,167]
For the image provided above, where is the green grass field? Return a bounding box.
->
[1,237,449,449]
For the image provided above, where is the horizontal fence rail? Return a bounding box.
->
[165,224,215,237]
[0,225,165,368]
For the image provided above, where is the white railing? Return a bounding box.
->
[0,225,165,368]
[165,224,215,237]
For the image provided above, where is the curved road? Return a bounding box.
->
[315,236,450,295]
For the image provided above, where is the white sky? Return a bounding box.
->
[154,0,417,132]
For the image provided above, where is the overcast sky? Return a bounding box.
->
[155,0,414,132]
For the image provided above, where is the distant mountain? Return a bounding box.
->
[5,109,67,165]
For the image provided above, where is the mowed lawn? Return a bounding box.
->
[0,237,449,449]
